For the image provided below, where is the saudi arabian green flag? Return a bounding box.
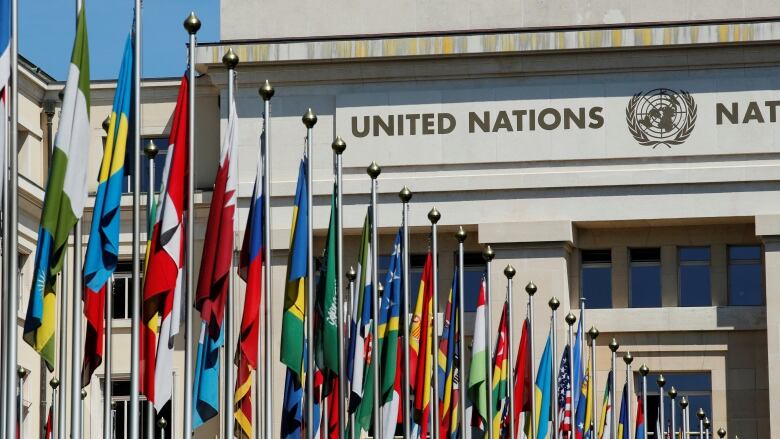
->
[315,187,338,373]
[23,2,90,370]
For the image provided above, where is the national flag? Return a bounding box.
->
[347,212,372,416]
[0,0,9,206]
[280,159,309,375]
[616,383,628,439]
[281,356,304,439]
[635,394,645,439]
[438,272,461,439]
[410,251,433,437]
[378,230,402,438]
[468,276,489,430]
[574,360,591,439]
[513,318,532,438]
[81,34,132,385]
[533,332,553,439]
[315,188,339,374]
[192,72,238,429]
[597,371,613,439]
[24,1,90,371]
[234,124,265,437]
[491,302,509,439]
[44,404,53,439]
[572,316,585,411]
[139,75,188,409]
[558,345,572,437]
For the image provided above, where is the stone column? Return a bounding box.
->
[755,215,780,437]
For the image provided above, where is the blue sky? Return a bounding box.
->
[21,1,220,80]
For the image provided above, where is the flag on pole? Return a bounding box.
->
[558,344,573,437]
[468,276,489,431]
[574,360,591,439]
[0,0,9,203]
[81,34,132,385]
[616,383,628,439]
[280,159,309,375]
[513,318,532,437]
[438,272,461,439]
[192,71,238,429]
[533,332,553,439]
[315,188,339,374]
[635,394,645,439]
[491,302,509,439]
[139,75,188,409]
[572,316,585,411]
[597,371,613,439]
[280,160,310,437]
[347,212,372,416]
[234,127,265,437]
[378,230,402,438]
[23,1,91,371]
[410,251,433,437]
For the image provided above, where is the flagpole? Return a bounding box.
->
[658,375,666,439]
[623,353,633,438]
[183,13,201,438]
[717,427,726,439]
[222,47,239,439]
[367,161,381,438]
[697,408,705,439]
[704,417,711,439]
[639,365,649,439]
[565,313,576,439]
[332,137,347,439]
[49,378,59,439]
[17,367,26,439]
[588,327,599,439]
[143,139,157,439]
[399,187,412,439]
[3,0,18,432]
[669,387,677,439]
[482,245,495,439]
[258,79,274,439]
[104,277,114,439]
[346,266,357,438]
[549,297,560,439]
[680,397,688,438]
[56,229,68,439]
[158,417,168,439]
[455,227,467,435]
[302,109,318,439]
[427,207,441,439]
[526,280,537,439]
[504,266,517,439]
[608,338,619,439]
[129,0,143,437]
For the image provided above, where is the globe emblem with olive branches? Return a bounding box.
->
[626,88,697,148]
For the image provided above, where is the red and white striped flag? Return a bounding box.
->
[140,75,189,410]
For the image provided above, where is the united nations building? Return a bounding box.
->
[6,1,780,438]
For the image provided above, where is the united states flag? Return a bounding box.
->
[558,345,572,438]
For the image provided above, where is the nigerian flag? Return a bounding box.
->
[24,2,90,371]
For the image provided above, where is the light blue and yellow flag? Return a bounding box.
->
[534,331,553,439]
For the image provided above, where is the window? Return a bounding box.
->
[581,250,612,309]
[630,248,662,308]
[728,245,763,306]
[108,379,171,439]
[112,261,140,319]
[461,252,484,312]
[679,247,711,307]
[641,372,712,437]
[121,137,169,194]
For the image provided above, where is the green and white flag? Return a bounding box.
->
[468,277,489,428]
[316,187,339,373]
[23,2,90,370]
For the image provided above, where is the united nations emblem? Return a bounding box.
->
[626,88,697,148]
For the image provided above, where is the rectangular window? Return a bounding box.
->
[462,252,484,312]
[679,247,711,307]
[122,137,169,194]
[641,372,712,437]
[581,249,612,309]
[112,261,140,320]
[108,378,170,439]
[728,245,763,306]
[630,248,662,308]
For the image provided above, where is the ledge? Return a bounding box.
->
[478,220,574,245]
[197,20,780,66]
[586,305,765,333]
